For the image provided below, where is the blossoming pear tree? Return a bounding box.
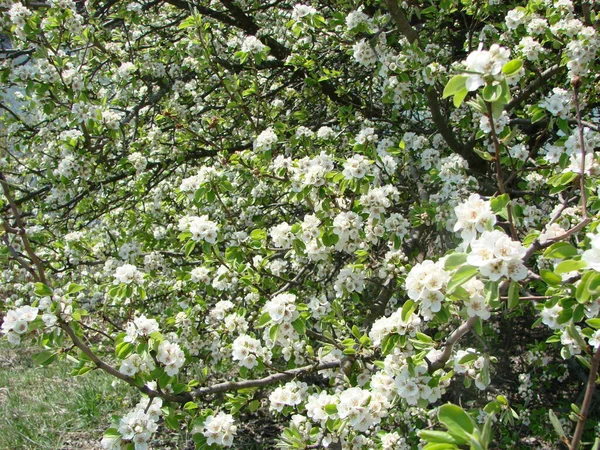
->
[2,0,600,448]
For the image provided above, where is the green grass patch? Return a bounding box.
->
[0,341,135,450]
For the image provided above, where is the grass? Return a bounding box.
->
[0,341,136,450]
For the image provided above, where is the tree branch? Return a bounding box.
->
[427,316,478,372]
[570,345,600,450]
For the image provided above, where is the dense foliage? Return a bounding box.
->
[1,0,600,449]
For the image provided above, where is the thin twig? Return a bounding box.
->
[486,103,518,241]
[572,77,588,220]
[570,345,600,450]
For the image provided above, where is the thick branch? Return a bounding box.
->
[384,0,486,173]
[0,171,47,283]
[506,65,562,112]
[190,360,341,399]
[427,316,478,371]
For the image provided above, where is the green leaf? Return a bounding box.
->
[184,401,198,410]
[401,300,416,322]
[482,84,503,103]
[164,415,179,430]
[548,409,566,439]
[103,428,121,438]
[543,242,578,259]
[453,88,469,108]
[554,259,586,274]
[32,350,57,366]
[292,318,306,335]
[250,229,267,240]
[67,283,85,295]
[438,404,475,443]
[381,334,400,355]
[422,444,459,450]
[540,269,562,286]
[322,230,339,247]
[324,404,338,415]
[586,318,600,329]
[184,240,196,257]
[443,75,468,98]
[115,341,135,360]
[444,253,467,270]
[447,265,477,294]
[458,352,478,364]
[269,323,280,342]
[502,59,523,77]
[489,194,510,213]
[568,322,588,351]
[257,312,271,327]
[577,270,600,303]
[507,281,520,309]
[419,430,462,444]
[34,282,53,297]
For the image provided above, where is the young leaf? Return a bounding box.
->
[443,75,468,98]
[502,59,523,77]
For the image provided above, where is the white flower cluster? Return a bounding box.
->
[110,398,163,450]
[179,215,218,244]
[269,380,308,412]
[453,194,496,242]
[360,185,399,219]
[342,154,371,179]
[114,264,144,285]
[464,44,510,91]
[333,211,363,252]
[467,230,527,281]
[394,362,443,405]
[207,300,235,325]
[463,278,491,320]
[241,35,267,53]
[179,166,221,195]
[353,39,377,66]
[232,334,270,368]
[119,352,155,376]
[191,266,211,283]
[539,87,572,118]
[8,2,32,26]
[119,242,141,261]
[334,266,366,298]
[253,127,278,152]
[355,127,378,145]
[453,349,489,390]
[263,292,299,324]
[289,152,334,191]
[369,308,422,347]
[345,8,371,31]
[124,315,160,342]
[505,7,526,29]
[307,295,331,319]
[582,232,600,271]
[519,36,543,61]
[405,260,450,320]
[291,4,317,21]
[156,340,185,376]
[1,305,38,345]
[305,390,338,423]
[128,152,147,173]
[201,412,237,447]
[479,110,509,134]
[337,386,389,431]
[270,222,294,249]
[116,62,136,80]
